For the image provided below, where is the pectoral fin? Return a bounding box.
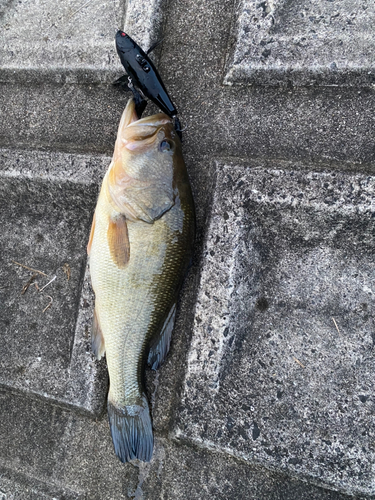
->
[92,308,106,360]
[107,215,130,268]
[147,303,176,370]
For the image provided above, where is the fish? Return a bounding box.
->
[87,98,195,463]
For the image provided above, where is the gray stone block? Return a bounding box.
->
[0,148,109,415]
[0,389,141,500]
[0,0,123,83]
[0,82,126,154]
[176,159,375,497]
[130,438,357,500]
[0,386,354,500]
[225,0,375,86]
[0,0,164,84]
[0,465,85,500]
[124,0,167,58]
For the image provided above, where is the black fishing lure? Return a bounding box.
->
[115,30,182,139]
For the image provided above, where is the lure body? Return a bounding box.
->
[115,31,182,137]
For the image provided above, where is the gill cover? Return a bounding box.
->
[106,99,177,223]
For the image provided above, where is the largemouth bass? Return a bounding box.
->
[87,98,195,463]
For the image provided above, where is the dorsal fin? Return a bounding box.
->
[87,213,96,256]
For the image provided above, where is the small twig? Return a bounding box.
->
[293,356,305,368]
[39,275,56,293]
[21,274,38,295]
[332,317,341,335]
[12,260,48,277]
[43,296,53,313]
[62,263,71,281]
[68,0,92,18]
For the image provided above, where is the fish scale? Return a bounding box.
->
[88,98,195,462]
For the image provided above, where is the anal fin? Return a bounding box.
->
[147,303,176,370]
[92,308,106,360]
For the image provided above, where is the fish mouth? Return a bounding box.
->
[115,99,175,153]
[122,98,173,129]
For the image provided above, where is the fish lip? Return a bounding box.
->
[123,98,173,129]
[126,115,173,129]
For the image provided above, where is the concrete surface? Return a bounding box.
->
[176,160,375,497]
[225,0,375,86]
[0,149,108,415]
[1,0,124,83]
[1,0,375,498]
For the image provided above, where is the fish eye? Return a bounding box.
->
[159,139,173,152]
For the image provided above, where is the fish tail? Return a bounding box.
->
[107,394,153,463]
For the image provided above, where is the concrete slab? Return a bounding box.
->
[0,465,85,500]
[0,0,163,84]
[225,0,375,86]
[0,389,141,500]
[129,438,356,500]
[176,159,375,497]
[124,0,166,58]
[0,148,109,415]
[0,0,123,83]
[0,388,357,500]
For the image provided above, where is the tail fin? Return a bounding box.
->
[107,394,153,463]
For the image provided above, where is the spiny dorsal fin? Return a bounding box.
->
[107,215,130,268]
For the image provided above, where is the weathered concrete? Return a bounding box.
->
[129,439,360,500]
[0,149,108,415]
[0,0,124,83]
[0,388,362,499]
[1,0,375,497]
[124,0,167,57]
[225,0,375,86]
[175,160,375,497]
[0,0,164,85]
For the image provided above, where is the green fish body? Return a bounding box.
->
[87,99,195,462]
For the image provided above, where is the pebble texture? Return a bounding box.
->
[1,0,375,497]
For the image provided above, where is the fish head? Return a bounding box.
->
[107,99,182,223]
